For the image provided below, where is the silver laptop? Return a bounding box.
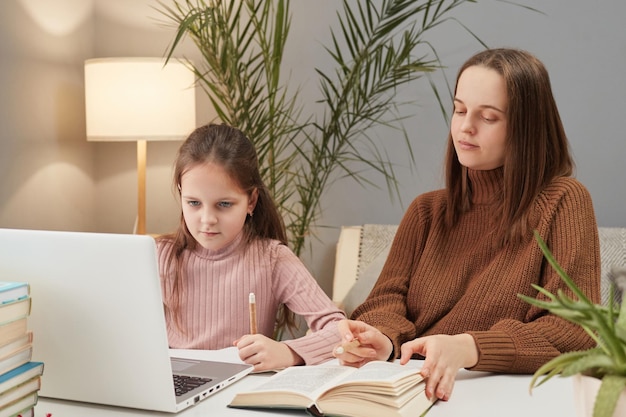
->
[0,228,253,413]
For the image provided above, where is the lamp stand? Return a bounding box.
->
[136,139,147,235]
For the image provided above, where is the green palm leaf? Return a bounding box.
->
[157,0,513,255]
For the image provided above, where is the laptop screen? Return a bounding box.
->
[0,228,251,413]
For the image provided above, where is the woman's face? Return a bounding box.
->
[450,65,508,171]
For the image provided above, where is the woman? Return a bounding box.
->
[333,48,600,402]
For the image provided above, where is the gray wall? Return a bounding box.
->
[1,0,624,296]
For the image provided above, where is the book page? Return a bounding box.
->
[248,365,355,398]
[333,361,420,384]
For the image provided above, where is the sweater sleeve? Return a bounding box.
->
[468,178,600,373]
[270,245,346,365]
[350,195,434,357]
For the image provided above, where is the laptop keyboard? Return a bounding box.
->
[173,374,213,397]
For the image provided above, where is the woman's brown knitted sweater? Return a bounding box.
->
[351,168,600,373]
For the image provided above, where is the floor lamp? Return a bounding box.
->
[84,57,196,234]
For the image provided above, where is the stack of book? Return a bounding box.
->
[0,282,43,417]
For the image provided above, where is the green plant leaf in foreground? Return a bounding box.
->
[520,231,626,417]
[594,374,626,417]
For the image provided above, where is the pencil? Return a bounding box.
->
[335,338,360,355]
[249,292,258,334]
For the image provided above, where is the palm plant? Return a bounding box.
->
[519,232,626,417]
[157,0,526,256]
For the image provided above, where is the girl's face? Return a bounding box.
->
[451,65,508,170]
[180,162,258,251]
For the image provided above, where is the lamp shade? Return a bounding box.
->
[84,57,196,141]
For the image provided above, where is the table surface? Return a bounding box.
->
[33,348,577,417]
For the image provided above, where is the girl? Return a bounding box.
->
[333,48,600,401]
[157,123,345,372]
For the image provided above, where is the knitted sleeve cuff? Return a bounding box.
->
[283,326,342,366]
[466,330,517,373]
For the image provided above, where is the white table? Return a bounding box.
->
[428,370,576,417]
[34,349,576,417]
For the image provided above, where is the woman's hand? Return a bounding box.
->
[399,333,478,401]
[234,334,303,372]
[333,319,393,367]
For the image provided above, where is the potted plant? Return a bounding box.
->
[519,232,626,417]
[156,0,529,256]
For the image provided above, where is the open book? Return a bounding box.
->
[228,361,436,417]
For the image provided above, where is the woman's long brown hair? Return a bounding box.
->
[444,48,574,245]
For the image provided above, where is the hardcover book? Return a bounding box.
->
[0,376,40,409]
[0,346,32,378]
[229,361,436,417]
[0,333,32,363]
[0,283,29,305]
[0,299,31,327]
[0,391,37,417]
[0,319,28,346]
[0,362,44,395]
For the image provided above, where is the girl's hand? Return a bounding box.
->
[399,333,478,401]
[234,334,303,372]
[333,319,392,367]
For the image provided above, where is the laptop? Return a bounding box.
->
[0,228,253,413]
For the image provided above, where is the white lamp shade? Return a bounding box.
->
[84,57,196,142]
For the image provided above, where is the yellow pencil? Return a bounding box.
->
[249,292,258,334]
